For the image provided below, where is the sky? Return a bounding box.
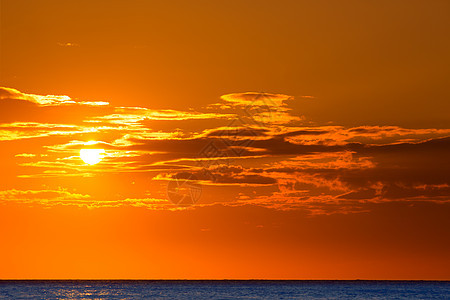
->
[0,0,449,279]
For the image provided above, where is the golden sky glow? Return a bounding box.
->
[0,0,449,280]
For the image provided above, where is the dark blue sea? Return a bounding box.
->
[0,280,448,299]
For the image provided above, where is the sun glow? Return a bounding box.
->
[80,149,105,165]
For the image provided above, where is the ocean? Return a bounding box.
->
[0,280,448,299]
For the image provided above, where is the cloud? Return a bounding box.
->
[0,188,176,209]
[0,188,90,203]
[0,87,108,107]
[214,92,303,125]
[220,92,293,107]
[0,122,98,141]
[1,86,449,214]
[57,42,80,47]
[161,165,278,187]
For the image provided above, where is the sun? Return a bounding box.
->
[80,149,105,165]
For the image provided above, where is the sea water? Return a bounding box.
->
[0,280,448,299]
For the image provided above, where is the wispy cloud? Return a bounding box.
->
[1,87,449,214]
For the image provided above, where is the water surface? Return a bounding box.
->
[0,280,448,299]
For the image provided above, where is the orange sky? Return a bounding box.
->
[0,0,449,279]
